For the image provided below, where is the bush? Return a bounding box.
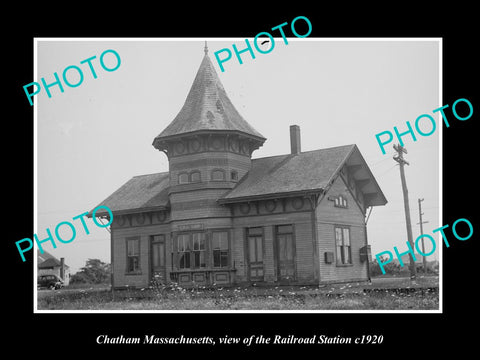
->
[370,257,410,277]
[70,259,110,285]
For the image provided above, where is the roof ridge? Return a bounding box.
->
[132,171,169,178]
[252,144,356,162]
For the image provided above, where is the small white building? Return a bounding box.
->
[37,250,70,285]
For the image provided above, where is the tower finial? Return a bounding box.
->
[204,40,208,55]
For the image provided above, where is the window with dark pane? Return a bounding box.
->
[178,172,189,184]
[212,231,229,267]
[335,226,352,265]
[192,232,206,268]
[177,234,191,269]
[127,238,140,273]
[211,169,225,181]
[190,171,201,183]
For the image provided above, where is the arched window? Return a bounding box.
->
[178,173,189,184]
[190,171,201,183]
[211,169,225,181]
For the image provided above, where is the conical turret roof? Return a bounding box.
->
[153,46,265,149]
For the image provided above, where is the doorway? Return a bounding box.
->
[246,227,264,282]
[151,235,166,284]
[275,225,296,282]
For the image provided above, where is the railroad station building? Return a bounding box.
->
[89,45,387,289]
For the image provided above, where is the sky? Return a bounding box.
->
[36,38,440,274]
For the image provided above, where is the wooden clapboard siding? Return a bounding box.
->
[231,209,314,284]
[170,197,231,221]
[316,175,368,283]
[294,221,315,282]
[169,151,251,187]
[112,224,171,289]
[91,48,388,291]
[232,226,246,281]
[263,225,275,282]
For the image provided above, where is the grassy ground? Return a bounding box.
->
[37,275,439,311]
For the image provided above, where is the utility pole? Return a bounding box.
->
[393,144,416,281]
[417,198,429,274]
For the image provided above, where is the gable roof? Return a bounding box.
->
[152,52,265,149]
[89,145,386,217]
[37,250,69,269]
[89,172,170,216]
[38,257,62,269]
[37,249,55,264]
[219,144,387,207]
[220,145,355,202]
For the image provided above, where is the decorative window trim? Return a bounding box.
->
[178,172,189,184]
[210,136,224,150]
[172,230,230,271]
[190,170,201,183]
[329,195,348,208]
[292,197,304,210]
[211,168,226,181]
[264,200,276,212]
[336,195,348,208]
[175,141,186,155]
[116,215,126,227]
[189,138,201,153]
[239,203,251,214]
[229,137,239,152]
[212,230,230,268]
[334,226,352,266]
[192,232,207,269]
[126,237,141,274]
[177,234,191,269]
[241,142,250,155]
[156,211,166,223]
[135,213,145,225]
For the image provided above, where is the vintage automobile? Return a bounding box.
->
[38,274,64,290]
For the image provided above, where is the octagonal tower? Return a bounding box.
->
[153,44,265,222]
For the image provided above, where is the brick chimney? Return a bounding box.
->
[290,125,301,154]
[60,257,65,280]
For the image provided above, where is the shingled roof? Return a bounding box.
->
[219,144,387,207]
[91,144,386,216]
[37,250,69,269]
[90,172,170,216]
[220,145,355,202]
[152,49,265,148]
